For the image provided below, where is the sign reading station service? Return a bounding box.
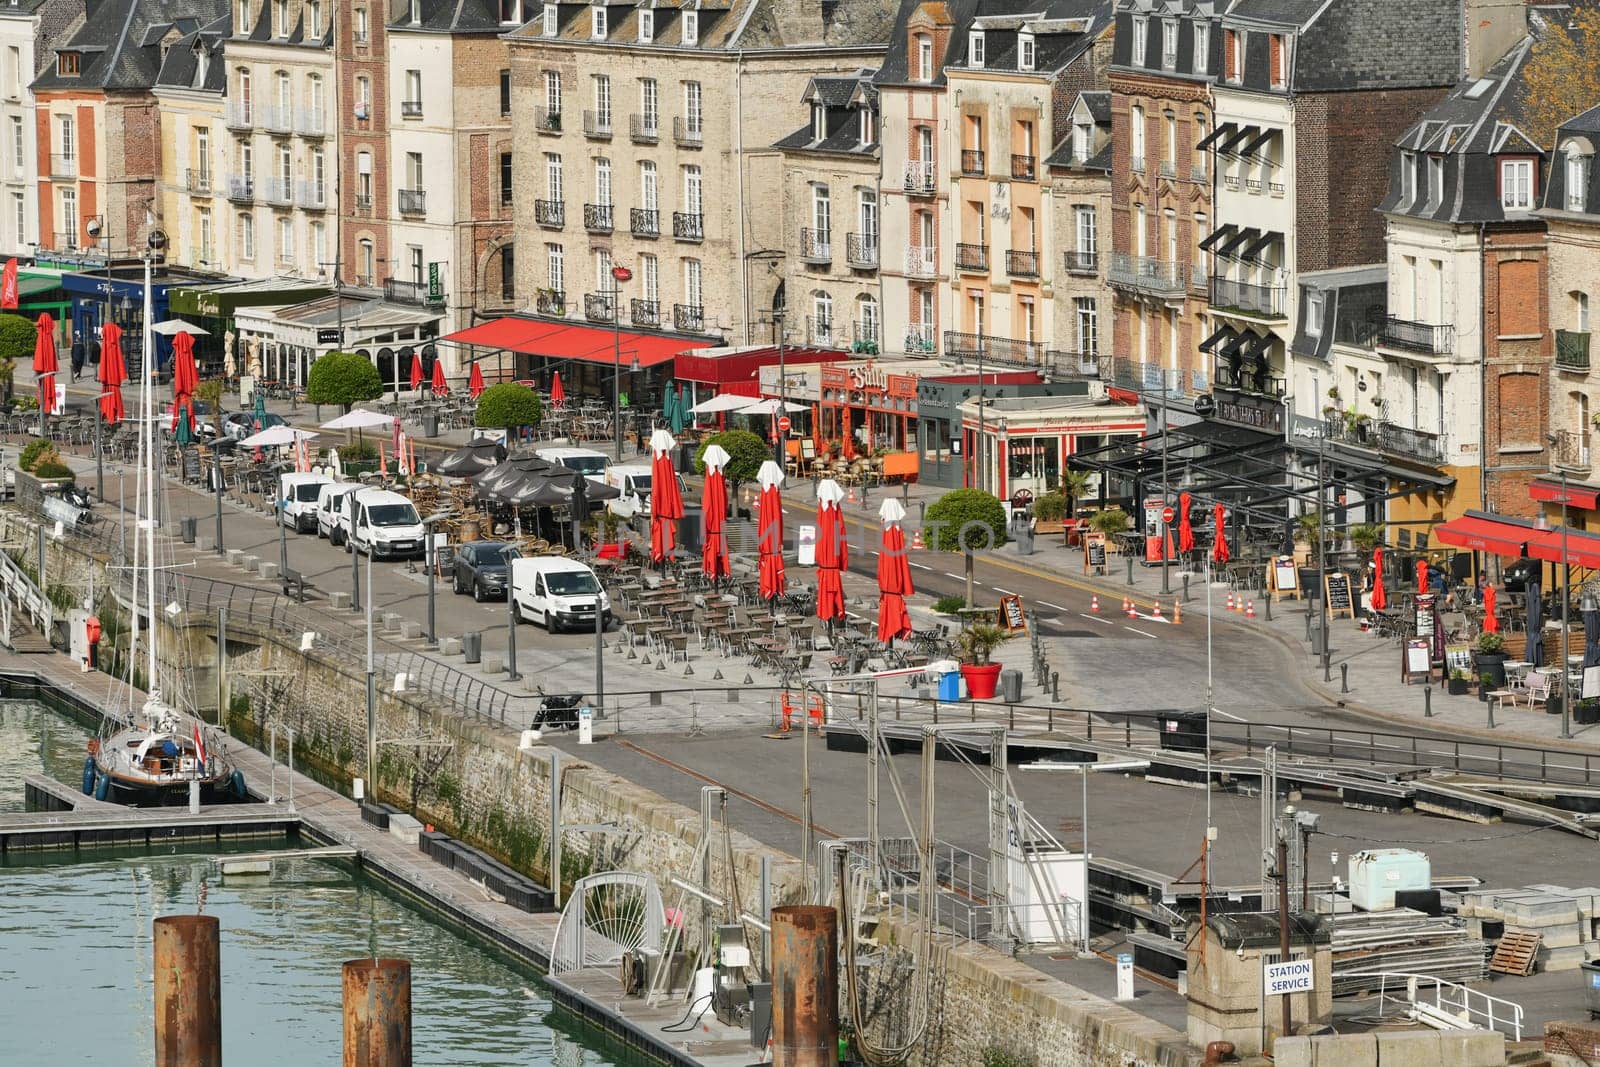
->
[1263,958,1314,997]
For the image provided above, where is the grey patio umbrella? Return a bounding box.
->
[435,438,506,477]
[1582,592,1600,670]
[476,455,553,496]
[1525,577,1545,667]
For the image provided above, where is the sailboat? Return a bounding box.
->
[83,232,246,806]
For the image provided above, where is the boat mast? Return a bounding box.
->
[142,238,157,696]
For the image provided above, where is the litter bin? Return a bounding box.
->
[1309,615,1328,656]
[1000,668,1022,704]
[422,414,439,438]
[937,671,961,701]
[180,516,197,544]
[679,505,703,553]
[462,631,482,664]
[1158,710,1208,753]
[1012,522,1034,556]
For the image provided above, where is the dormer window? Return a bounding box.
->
[1161,19,1177,69]
[236,0,249,33]
[56,51,79,76]
[812,104,825,142]
[638,8,652,42]
[271,0,287,36]
[916,34,933,81]
[1500,157,1534,211]
[1269,34,1286,89]
[1019,31,1034,71]
[1427,155,1444,207]
[1073,122,1089,162]
[408,0,420,25]
[591,5,606,39]
[1131,16,1147,65]
[193,44,209,87]
[1566,143,1591,212]
[542,3,557,34]
[1225,29,1243,83]
[1193,22,1209,73]
[499,0,519,24]
[682,10,697,44]
[305,0,321,36]
[860,107,874,146]
[1306,292,1324,336]
[1400,150,1417,205]
[968,30,983,68]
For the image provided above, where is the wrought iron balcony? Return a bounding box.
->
[535,289,566,316]
[630,114,658,143]
[902,159,935,196]
[1190,161,1207,181]
[1557,329,1591,372]
[533,106,560,132]
[800,227,831,264]
[262,177,292,204]
[1107,252,1185,297]
[534,199,565,228]
[1375,422,1445,464]
[955,243,988,272]
[672,303,704,332]
[1160,160,1177,178]
[1010,154,1035,181]
[807,316,837,348]
[354,193,373,214]
[398,188,426,215]
[960,149,985,176]
[584,203,613,232]
[583,292,615,322]
[51,231,77,252]
[1130,155,1145,174]
[1552,429,1592,473]
[384,278,427,306]
[1210,276,1286,318]
[227,177,254,202]
[904,245,937,278]
[672,212,703,242]
[296,180,327,209]
[1005,250,1039,278]
[630,208,659,237]
[673,116,703,146]
[903,323,937,354]
[1043,350,1100,380]
[1378,316,1454,355]
[225,104,253,130]
[943,330,1045,368]
[262,106,292,133]
[852,320,881,351]
[630,298,660,327]
[1110,359,1189,396]
[186,169,212,194]
[583,110,612,138]
[1064,250,1097,274]
[49,154,76,179]
[845,233,878,270]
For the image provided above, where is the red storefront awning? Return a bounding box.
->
[441,316,710,369]
[1530,479,1600,510]
[1434,513,1540,557]
[674,344,836,386]
[1528,526,1600,570]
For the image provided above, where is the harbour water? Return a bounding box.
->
[0,701,635,1067]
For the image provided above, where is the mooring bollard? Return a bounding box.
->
[1182,573,1191,603]
[1052,671,1060,702]
[1304,612,1312,641]
[1265,596,1273,621]
[1127,555,1135,586]
[343,958,412,1066]
[1487,698,1495,729]
[154,915,222,1067]
[1323,651,1331,682]
[1341,663,1349,693]
[1423,686,1432,718]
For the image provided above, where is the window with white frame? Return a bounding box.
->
[684,81,702,136]
[683,10,698,44]
[594,157,611,206]
[1566,146,1589,212]
[1131,16,1147,65]
[547,243,565,291]
[13,193,25,246]
[1164,111,1176,166]
[1306,292,1324,335]
[1194,114,1207,176]
[408,245,423,284]
[1577,291,1590,333]
[543,2,557,35]
[1162,19,1178,68]
[1019,31,1034,71]
[1400,151,1417,205]
[305,0,321,36]
[545,152,563,200]
[641,253,658,302]
[405,150,423,189]
[276,143,291,186]
[58,114,74,162]
[1129,105,1144,169]
[311,220,325,265]
[595,248,612,291]
[240,212,255,259]
[917,35,933,81]
[358,239,374,283]
[237,0,250,32]
[272,0,287,36]
[308,74,324,125]
[812,104,825,142]
[683,258,702,307]
[811,183,830,239]
[5,46,15,98]
[275,69,290,113]
[355,75,371,118]
[499,0,519,24]
[1225,29,1242,81]
[354,5,368,41]
[10,116,21,177]
[544,70,561,116]
[240,141,254,182]
[1020,296,1037,343]
[1075,204,1096,257]
[590,4,605,38]
[1428,156,1444,207]
[277,216,293,261]
[59,187,76,243]
[588,74,610,129]
[1501,158,1533,210]
[640,161,657,210]
[1194,21,1209,72]
[968,30,984,67]
[812,291,833,342]
[641,78,658,131]
[355,151,371,201]
[1075,297,1098,355]
[683,164,702,215]
[858,295,879,343]
[858,187,878,245]
[1072,122,1089,162]
[860,106,874,145]
[638,8,652,42]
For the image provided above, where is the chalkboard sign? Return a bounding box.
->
[1084,531,1107,575]
[1272,557,1299,600]
[999,595,1028,634]
[1445,643,1473,676]
[180,447,201,482]
[1403,639,1431,682]
[1323,571,1354,618]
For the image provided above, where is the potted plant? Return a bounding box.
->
[956,622,1010,700]
[1088,507,1130,552]
[1296,513,1324,590]
[1032,490,1068,537]
[595,510,626,559]
[1479,671,1495,701]
[1447,668,1470,696]
[1474,631,1509,688]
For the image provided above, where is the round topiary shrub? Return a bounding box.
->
[924,488,1008,553]
[474,383,544,431]
[306,351,383,411]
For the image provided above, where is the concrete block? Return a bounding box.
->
[257,561,278,581]
[481,655,504,675]
[1311,1032,1374,1067]
[1438,1030,1503,1067]
[399,621,422,639]
[1374,1029,1440,1065]
[382,611,403,633]
[387,813,421,846]
[242,555,260,573]
[1272,1037,1312,1067]
[196,536,213,552]
[226,548,244,567]
[329,591,350,610]
[439,637,461,656]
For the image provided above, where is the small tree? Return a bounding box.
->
[193,378,225,420]
[925,488,1007,607]
[474,382,543,433]
[695,428,768,508]
[0,312,33,406]
[305,351,382,413]
[1060,468,1094,516]
[1519,6,1600,150]
[1033,490,1068,523]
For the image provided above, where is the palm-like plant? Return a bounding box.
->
[1061,468,1094,515]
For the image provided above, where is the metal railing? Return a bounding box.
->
[583,203,613,232]
[1109,358,1186,396]
[354,193,373,214]
[49,154,76,179]
[262,106,292,133]
[672,303,704,332]
[0,548,52,650]
[296,180,326,209]
[903,323,937,354]
[186,169,212,194]
[583,110,612,138]
[1064,249,1097,274]
[225,104,253,129]
[672,212,703,241]
[904,245,937,278]
[1190,161,1207,181]
[955,242,988,272]
[1005,250,1039,277]
[1043,349,1100,380]
[673,116,703,146]
[297,108,326,136]
[1375,973,1522,1041]
[227,177,254,202]
[1160,160,1176,178]
[799,227,831,263]
[902,159,935,196]
[533,105,560,132]
[630,114,658,142]
[398,188,426,215]
[535,289,566,316]
[261,177,292,205]
[1108,252,1185,296]
[630,298,660,327]
[1379,316,1454,354]
[852,320,880,349]
[1010,153,1036,181]
[535,199,565,227]
[1552,428,1591,473]
[1556,329,1590,371]
[1211,276,1285,317]
[943,330,1043,366]
[806,316,836,348]
[630,208,659,237]
[583,292,614,322]
[1130,155,1145,174]
[960,149,985,176]
[383,278,427,306]
[845,233,878,269]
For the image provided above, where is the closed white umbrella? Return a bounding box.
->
[690,393,757,414]
[739,398,808,415]
[320,408,394,430]
[237,424,317,448]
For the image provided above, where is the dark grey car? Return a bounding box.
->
[451,542,519,601]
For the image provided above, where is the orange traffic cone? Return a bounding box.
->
[1127,599,1138,618]
[1172,600,1182,625]
[1246,599,1256,619]
[847,485,857,504]
[1226,591,1235,613]
[1091,595,1100,614]
[911,527,925,550]
[1152,600,1163,620]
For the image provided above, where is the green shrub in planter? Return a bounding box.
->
[18,439,54,471]
[933,595,966,615]
[1033,491,1067,523]
[33,459,74,482]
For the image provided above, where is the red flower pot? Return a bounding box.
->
[960,663,1003,700]
[596,541,628,560]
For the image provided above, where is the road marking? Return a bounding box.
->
[944,572,964,581]
[1040,601,1068,611]
[1123,625,1159,639]
[992,586,1018,596]
[909,562,932,571]
[1211,708,1247,722]
[1078,613,1114,626]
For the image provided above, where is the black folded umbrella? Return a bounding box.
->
[1584,602,1600,670]
[476,455,553,495]
[435,437,507,477]
[1525,579,1545,666]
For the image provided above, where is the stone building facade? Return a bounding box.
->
[0,0,79,257]
[1047,88,1112,377]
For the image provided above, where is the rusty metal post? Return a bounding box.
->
[343,958,412,1067]
[771,905,839,1067]
[154,914,222,1067]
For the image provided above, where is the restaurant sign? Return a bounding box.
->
[822,362,918,400]
[1211,388,1285,435]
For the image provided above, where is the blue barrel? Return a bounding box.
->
[81,756,95,795]
[937,671,961,701]
[93,771,110,802]
[230,770,248,800]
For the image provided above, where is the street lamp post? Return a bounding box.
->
[772,307,788,467]
[1560,468,1573,739]
[505,544,521,682]
[1159,390,1171,596]
[611,265,631,461]
[423,511,449,649]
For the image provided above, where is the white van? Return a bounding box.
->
[604,464,687,517]
[278,473,335,533]
[344,487,425,559]
[535,446,610,480]
[315,481,355,543]
[509,557,611,633]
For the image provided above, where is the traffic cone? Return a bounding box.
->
[1091,595,1100,614]
[1121,595,1131,613]
[911,528,925,550]
[1172,600,1182,625]
[1226,591,1236,613]
[1152,600,1163,620]
[1246,599,1256,619]
[1127,599,1137,618]
[847,485,857,504]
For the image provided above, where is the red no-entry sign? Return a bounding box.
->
[777,415,791,433]
[1162,506,1175,524]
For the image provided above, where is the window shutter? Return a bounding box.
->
[1224,31,1235,78]
[1269,35,1282,85]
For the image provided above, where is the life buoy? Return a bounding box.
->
[85,615,102,645]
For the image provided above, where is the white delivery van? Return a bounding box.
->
[535,446,610,481]
[604,464,688,518]
[510,557,611,633]
[278,472,335,533]
[344,487,425,559]
[316,481,355,543]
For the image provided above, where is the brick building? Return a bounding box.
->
[335,0,390,290]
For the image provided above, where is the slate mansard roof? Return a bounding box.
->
[774,68,881,158]
[154,12,229,92]
[34,0,230,92]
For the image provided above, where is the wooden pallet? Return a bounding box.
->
[1489,930,1542,976]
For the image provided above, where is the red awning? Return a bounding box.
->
[1528,526,1600,570]
[441,316,710,369]
[1434,514,1539,557]
[1530,479,1600,510]
[674,344,836,386]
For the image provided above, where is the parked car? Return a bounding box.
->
[225,411,287,440]
[316,481,355,543]
[162,400,217,438]
[509,557,611,632]
[451,541,520,601]
[534,446,610,480]
[604,464,687,518]
[278,472,334,533]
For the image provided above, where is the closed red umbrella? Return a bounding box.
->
[98,322,126,425]
[648,429,683,564]
[170,331,198,436]
[841,405,855,460]
[32,312,56,415]
[430,359,449,395]
[1370,546,1387,611]
[409,351,424,391]
[1483,581,1499,633]
[550,372,565,408]
[815,480,847,623]
[877,498,914,644]
[468,361,485,399]
[1212,503,1230,565]
[1416,559,1429,595]
[701,443,730,582]
[757,460,786,602]
[1178,492,1194,554]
